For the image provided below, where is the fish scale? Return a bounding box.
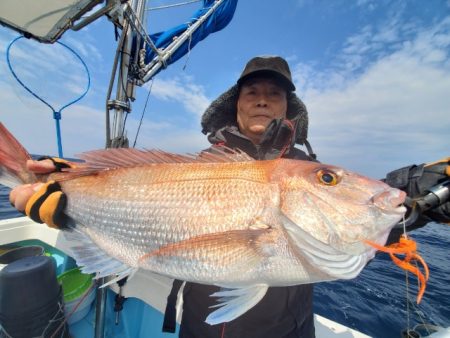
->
[59,165,270,266]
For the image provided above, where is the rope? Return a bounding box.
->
[6,36,91,157]
[182,22,194,70]
[146,0,202,11]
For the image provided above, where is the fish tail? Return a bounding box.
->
[0,122,36,188]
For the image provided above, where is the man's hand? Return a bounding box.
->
[9,158,69,228]
[9,159,56,211]
[385,157,450,227]
[419,158,450,224]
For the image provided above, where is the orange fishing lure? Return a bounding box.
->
[365,235,429,303]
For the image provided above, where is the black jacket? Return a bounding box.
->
[179,123,316,338]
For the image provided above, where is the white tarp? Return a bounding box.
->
[0,0,102,43]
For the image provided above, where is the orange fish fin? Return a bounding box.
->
[365,235,429,304]
[69,146,254,172]
[0,123,36,187]
[196,146,254,163]
[138,229,274,268]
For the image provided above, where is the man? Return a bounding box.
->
[174,56,450,338]
[179,56,317,338]
[9,56,450,338]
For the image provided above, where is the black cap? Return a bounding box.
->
[237,56,296,91]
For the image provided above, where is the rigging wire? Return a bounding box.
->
[132,79,154,148]
[146,0,202,11]
[124,5,160,56]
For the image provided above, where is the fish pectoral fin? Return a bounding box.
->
[205,284,269,325]
[138,229,274,270]
[64,228,137,285]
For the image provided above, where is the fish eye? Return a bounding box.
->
[317,169,338,186]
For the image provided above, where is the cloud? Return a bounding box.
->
[0,82,105,157]
[292,15,450,178]
[2,35,93,109]
[62,36,103,63]
[0,25,213,158]
[127,116,210,153]
[150,75,211,118]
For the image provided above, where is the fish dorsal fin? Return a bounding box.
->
[196,146,254,163]
[68,146,253,173]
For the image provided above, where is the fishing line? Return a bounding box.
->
[402,213,407,237]
[49,283,96,338]
[0,323,13,338]
[405,269,411,335]
[400,213,432,338]
[42,300,67,338]
[407,291,433,337]
[401,214,412,334]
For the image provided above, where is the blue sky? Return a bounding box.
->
[0,0,449,179]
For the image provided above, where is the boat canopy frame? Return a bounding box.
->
[0,0,122,44]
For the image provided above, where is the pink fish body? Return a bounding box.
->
[0,123,406,324]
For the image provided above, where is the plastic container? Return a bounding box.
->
[57,267,96,325]
[0,256,69,337]
[1,240,77,276]
[0,245,44,271]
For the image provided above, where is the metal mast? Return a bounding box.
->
[106,0,147,149]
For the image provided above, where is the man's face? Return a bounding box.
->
[237,78,288,144]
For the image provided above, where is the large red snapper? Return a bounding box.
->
[0,123,406,324]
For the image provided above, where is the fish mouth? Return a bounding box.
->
[392,205,407,214]
[381,204,407,216]
[371,189,407,216]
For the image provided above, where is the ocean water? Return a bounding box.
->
[1,184,449,338]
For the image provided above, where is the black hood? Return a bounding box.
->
[200,84,309,146]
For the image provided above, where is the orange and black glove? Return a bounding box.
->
[385,157,450,228]
[25,157,73,229]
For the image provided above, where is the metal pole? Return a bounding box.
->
[94,278,107,338]
[108,0,146,148]
[141,0,225,83]
[96,1,147,337]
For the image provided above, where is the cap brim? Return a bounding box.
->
[237,70,296,91]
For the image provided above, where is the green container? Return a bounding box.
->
[57,267,94,302]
